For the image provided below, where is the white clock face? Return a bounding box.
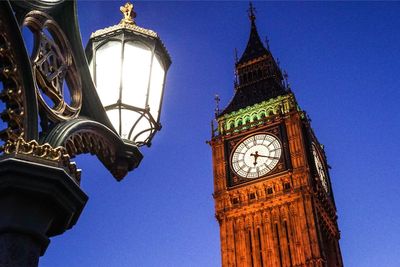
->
[312,144,328,192]
[231,134,282,179]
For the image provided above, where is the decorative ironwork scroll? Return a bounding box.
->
[0,23,26,144]
[23,11,82,122]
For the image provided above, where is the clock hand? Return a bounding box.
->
[256,154,280,160]
[250,151,260,166]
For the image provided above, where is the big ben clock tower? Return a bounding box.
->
[210,4,343,267]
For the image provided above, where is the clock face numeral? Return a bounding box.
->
[312,144,328,192]
[230,133,282,179]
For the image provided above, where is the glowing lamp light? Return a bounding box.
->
[87,2,171,146]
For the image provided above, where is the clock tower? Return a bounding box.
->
[210,4,343,267]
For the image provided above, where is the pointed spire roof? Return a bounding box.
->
[237,2,269,65]
[218,3,287,117]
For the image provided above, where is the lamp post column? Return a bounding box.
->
[0,157,88,267]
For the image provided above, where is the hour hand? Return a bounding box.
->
[250,151,259,166]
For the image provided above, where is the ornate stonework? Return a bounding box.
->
[217,93,298,135]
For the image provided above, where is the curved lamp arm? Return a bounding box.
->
[43,118,142,181]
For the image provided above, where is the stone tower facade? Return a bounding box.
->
[210,5,343,267]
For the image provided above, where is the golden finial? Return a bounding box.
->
[120,2,136,25]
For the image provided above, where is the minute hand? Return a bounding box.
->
[257,154,280,160]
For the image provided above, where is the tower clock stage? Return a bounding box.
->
[230,133,282,180]
[210,3,343,267]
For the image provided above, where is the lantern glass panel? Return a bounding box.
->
[122,41,152,108]
[121,109,152,142]
[95,41,122,107]
[148,54,165,121]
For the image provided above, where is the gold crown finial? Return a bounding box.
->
[120,2,136,25]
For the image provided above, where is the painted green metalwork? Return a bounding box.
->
[217,93,300,135]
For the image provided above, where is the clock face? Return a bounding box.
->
[312,144,328,192]
[230,134,282,179]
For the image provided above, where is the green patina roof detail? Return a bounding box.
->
[217,93,300,135]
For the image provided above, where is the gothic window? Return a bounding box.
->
[248,230,255,267]
[284,182,291,191]
[249,192,256,200]
[284,221,293,266]
[257,228,264,267]
[232,197,239,205]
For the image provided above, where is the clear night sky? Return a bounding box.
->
[40,1,400,267]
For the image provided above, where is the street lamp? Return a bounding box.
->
[0,1,171,266]
[86,2,171,146]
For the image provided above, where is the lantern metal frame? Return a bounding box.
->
[86,19,171,147]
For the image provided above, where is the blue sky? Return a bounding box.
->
[39,1,400,267]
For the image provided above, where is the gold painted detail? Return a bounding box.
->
[120,2,136,25]
[0,19,26,143]
[23,11,82,123]
[217,93,298,135]
[90,22,158,39]
[2,136,81,183]
[91,2,157,38]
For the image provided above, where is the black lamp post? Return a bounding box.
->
[0,1,170,266]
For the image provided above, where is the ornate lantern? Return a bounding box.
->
[86,2,171,146]
[0,1,173,265]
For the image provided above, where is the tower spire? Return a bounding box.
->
[237,2,267,65]
[248,2,256,22]
[219,2,286,116]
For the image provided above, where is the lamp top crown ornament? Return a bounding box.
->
[120,2,136,25]
[90,2,158,39]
